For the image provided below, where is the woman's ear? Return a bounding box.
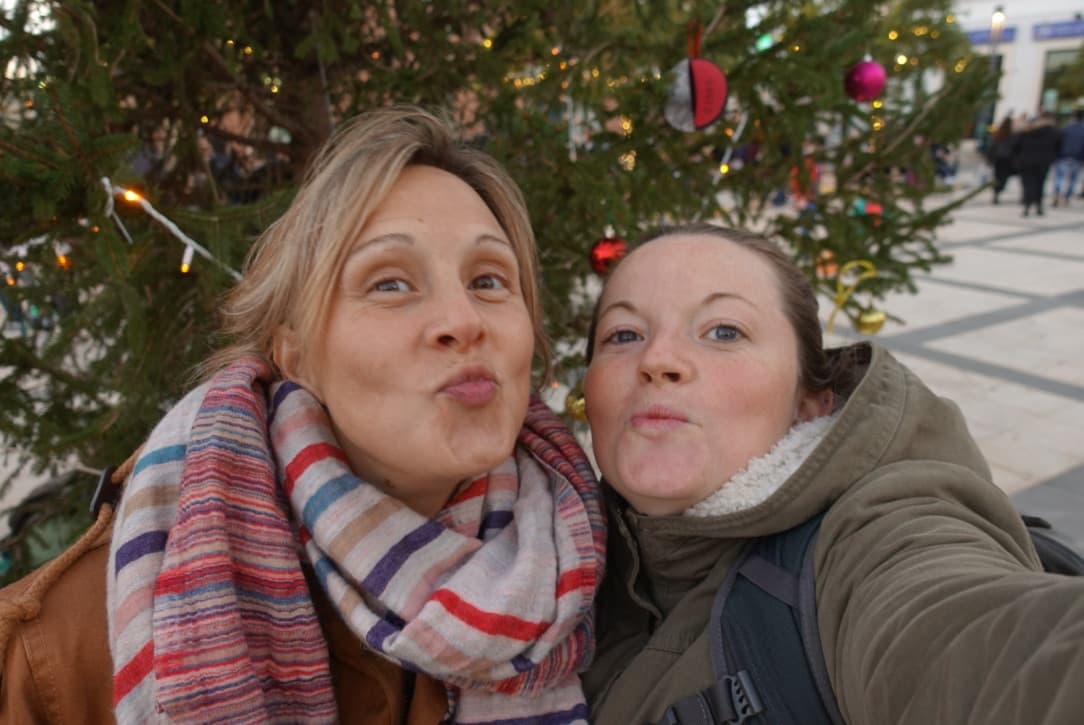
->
[272,325,306,383]
[795,388,834,423]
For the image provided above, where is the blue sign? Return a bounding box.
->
[1033,20,1084,40]
[966,26,1017,45]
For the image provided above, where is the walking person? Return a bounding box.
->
[986,115,1015,204]
[1052,110,1084,207]
[1011,112,1062,217]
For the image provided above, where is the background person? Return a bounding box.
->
[1011,112,1062,217]
[581,224,1084,724]
[0,107,605,725]
[985,115,1016,204]
[1052,109,1084,207]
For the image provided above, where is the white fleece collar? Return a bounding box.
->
[683,412,838,518]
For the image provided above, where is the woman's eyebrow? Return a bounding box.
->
[347,232,414,260]
[703,291,758,309]
[596,299,638,320]
[476,233,513,249]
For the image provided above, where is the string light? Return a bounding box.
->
[15,261,25,272]
[180,244,194,274]
[100,177,241,280]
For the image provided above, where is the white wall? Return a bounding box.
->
[953,0,1084,121]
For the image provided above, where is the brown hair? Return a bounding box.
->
[201,106,551,383]
[586,223,856,395]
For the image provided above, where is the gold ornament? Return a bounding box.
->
[564,390,587,422]
[855,308,886,335]
[826,259,877,334]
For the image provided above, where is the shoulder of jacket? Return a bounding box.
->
[0,507,113,654]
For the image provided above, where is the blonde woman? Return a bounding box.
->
[1,108,605,725]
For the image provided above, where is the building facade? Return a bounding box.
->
[956,0,1084,125]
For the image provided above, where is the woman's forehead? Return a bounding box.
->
[604,235,779,304]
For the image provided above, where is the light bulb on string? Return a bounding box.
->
[180,244,195,274]
[123,189,142,203]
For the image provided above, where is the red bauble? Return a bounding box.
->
[664,57,728,132]
[844,59,886,102]
[589,237,628,276]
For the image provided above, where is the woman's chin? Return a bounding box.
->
[614,452,712,516]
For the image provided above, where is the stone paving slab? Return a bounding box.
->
[827,187,1084,552]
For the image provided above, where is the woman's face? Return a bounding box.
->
[277,164,534,516]
[584,234,822,516]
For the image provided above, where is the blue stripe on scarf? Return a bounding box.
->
[131,445,187,476]
[469,703,590,725]
[365,615,400,652]
[301,473,361,529]
[267,381,301,426]
[312,554,336,592]
[481,510,514,535]
[511,654,535,672]
[115,530,169,572]
[361,520,445,596]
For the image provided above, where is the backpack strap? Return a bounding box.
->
[651,665,763,725]
[655,514,844,725]
[1021,515,1084,576]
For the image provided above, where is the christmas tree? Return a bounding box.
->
[0,0,992,580]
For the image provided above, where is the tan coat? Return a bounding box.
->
[0,503,449,724]
[585,343,1084,724]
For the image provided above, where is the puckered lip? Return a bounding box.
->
[629,404,690,427]
[438,364,499,407]
[439,364,498,391]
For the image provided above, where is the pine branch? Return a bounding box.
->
[0,139,59,169]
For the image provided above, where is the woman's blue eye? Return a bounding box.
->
[371,278,410,293]
[470,274,506,291]
[603,329,641,345]
[707,325,740,342]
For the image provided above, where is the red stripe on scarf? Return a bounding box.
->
[556,565,595,598]
[284,442,348,496]
[432,588,549,641]
[114,641,155,705]
[447,475,488,507]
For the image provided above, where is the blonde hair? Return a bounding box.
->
[201,106,550,382]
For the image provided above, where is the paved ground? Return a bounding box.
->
[824,174,1084,554]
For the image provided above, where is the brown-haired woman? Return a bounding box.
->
[1,107,605,725]
[582,223,1084,724]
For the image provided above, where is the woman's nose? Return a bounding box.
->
[428,286,485,350]
[637,335,692,384]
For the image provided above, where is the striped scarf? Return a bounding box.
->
[107,357,605,724]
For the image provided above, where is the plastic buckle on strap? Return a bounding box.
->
[725,671,764,724]
[90,465,119,519]
[659,709,681,725]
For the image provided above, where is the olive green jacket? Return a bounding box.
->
[585,343,1084,724]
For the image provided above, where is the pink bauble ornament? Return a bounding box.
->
[844,59,886,102]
